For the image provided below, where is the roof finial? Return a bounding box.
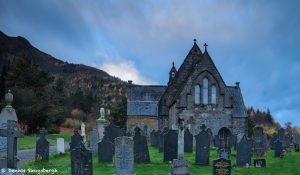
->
[172,61,175,67]
[193,38,197,44]
[204,43,208,51]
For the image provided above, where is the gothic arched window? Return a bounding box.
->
[211,85,217,104]
[194,85,200,104]
[203,78,208,104]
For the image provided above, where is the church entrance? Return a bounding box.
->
[217,127,231,151]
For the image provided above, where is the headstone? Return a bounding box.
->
[177,127,184,158]
[171,156,191,175]
[81,122,86,144]
[56,138,65,154]
[269,136,277,149]
[207,128,214,147]
[159,128,168,152]
[89,128,99,154]
[236,135,251,167]
[115,136,134,175]
[0,90,21,169]
[164,130,178,162]
[98,134,113,162]
[96,108,109,143]
[294,143,299,152]
[133,127,150,163]
[70,130,93,175]
[104,123,125,152]
[253,159,266,168]
[274,139,282,157]
[184,129,193,153]
[150,130,158,147]
[253,126,265,157]
[35,128,49,161]
[195,125,210,165]
[278,128,286,149]
[285,134,293,152]
[213,158,231,175]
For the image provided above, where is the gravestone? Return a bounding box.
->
[164,130,178,162]
[213,158,231,175]
[236,135,251,167]
[96,107,109,143]
[195,125,210,165]
[253,159,266,168]
[207,128,214,147]
[274,139,282,157]
[159,128,168,152]
[253,126,265,157]
[171,156,191,175]
[35,128,49,161]
[0,120,23,169]
[184,129,193,153]
[104,123,125,152]
[285,134,293,152]
[115,136,134,175]
[0,90,22,169]
[70,130,93,175]
[98,134,113,162]
[278,128,286,149]
[150,130,158,147]
[269,136,277,149]
[56,138,65,154]
[81,122,86,144]
[133,127,150,163]
[89,128,99,154]
[295,143,300,152]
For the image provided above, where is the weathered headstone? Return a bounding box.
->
[35,128,49,161]
[253,126,265,157]
[253,159,266,168]
[56,138,65,154]
[159,128,168,152]
[133,127,150,163]
[0,90,22,169]
[150,130,158,147]
[274,139,282,157]
[184,129,193,153]
[98,133,113,163]
[295,143,299,152]
[70,130,93,175]
[115,136,134,175]
[89,128,99,154]
[104,123,125,152]
[164,130,178,162]
[81,122,86,144]
[278,128,286,149]
[213,158,231,175]
[171,156,191,175]
[195,125,210,165]
[236,135,251,167]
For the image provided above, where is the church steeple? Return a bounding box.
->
[168,61,177,85]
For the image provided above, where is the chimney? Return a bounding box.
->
[235,82,240,87]
[128,80,133,85]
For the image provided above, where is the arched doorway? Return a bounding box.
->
[217,127,232,151]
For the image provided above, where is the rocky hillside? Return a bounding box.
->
[0,31,127,115]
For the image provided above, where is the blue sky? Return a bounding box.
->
[1,0,300,127]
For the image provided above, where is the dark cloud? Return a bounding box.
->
[0,0,300,126]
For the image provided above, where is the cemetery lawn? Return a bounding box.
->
[22,147,300,175]
[18,134,72,150]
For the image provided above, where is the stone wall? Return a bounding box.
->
[126,116,158,132]
[231,117,247,136]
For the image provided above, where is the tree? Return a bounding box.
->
[111,96,127,128]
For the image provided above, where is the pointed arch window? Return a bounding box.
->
[203,78,208,104]
[211,85,217,104]
[194,85,200,104]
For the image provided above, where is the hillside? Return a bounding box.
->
[0,31,128,132]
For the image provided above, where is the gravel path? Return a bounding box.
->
[17,143,70,166]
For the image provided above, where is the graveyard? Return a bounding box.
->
[1,1,300,175]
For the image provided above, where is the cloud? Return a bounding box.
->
[99,60,157,85]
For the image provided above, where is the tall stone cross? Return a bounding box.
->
[0,120,23,169]
[177,116,190,159]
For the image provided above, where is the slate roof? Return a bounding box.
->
[227,86,247,118]
[127,85,166,116]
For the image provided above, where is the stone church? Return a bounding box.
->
[127,39,247,139]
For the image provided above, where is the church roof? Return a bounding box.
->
[127,85,166,116]
[227,86,247,118]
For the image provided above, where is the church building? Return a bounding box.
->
[127,39,247,139]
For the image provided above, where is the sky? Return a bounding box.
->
[0,0,300,127]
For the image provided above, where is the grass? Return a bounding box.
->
[18,133,72,150]
[22,146,300,175]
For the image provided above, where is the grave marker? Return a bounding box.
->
[35,128,49,161]
[184,129,193,153]
[163,130,178,162]
[213,158,231,175]
[236,135,251,167]
[56,138,65,154]
[133,127,150,163]
[195,124,210,165]
[115,136,134,175]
